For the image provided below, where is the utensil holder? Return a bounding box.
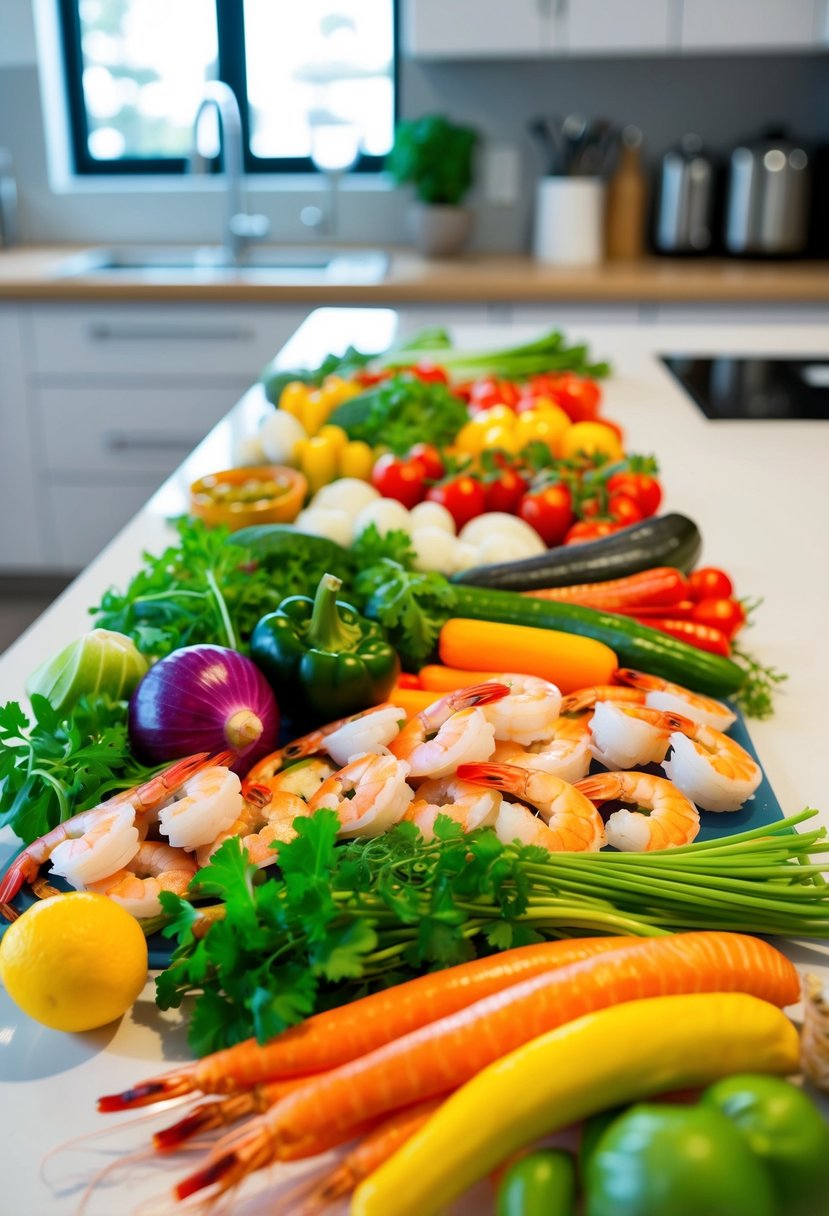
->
[533,177,605,265]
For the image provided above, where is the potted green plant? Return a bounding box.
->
[386,114,478,257]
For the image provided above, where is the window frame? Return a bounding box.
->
[58,0,398,176]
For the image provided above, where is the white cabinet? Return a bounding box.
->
[565,0,673,53]
[679,0,820,51]
[404,0,553,58]
[9,302,308,572]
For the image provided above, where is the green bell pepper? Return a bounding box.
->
[702,1074,829,1216]
[250,572,400,722]
[496,1149,577,1216]
[585,1102,776,1216]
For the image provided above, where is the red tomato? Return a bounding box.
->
[485,468,528,514]
[426,475,487,530]
[608,492,644,527]
[564,519,626,545]
[468,378,521,413]
[606,472,663,518]
[529,374,601,422]
[407,443,445,482]
[688,567,735,601]
[518,484,574,547]
[395,673,423,689]
[371,454,426,509]
[355,368,395,386]
[407,362,449,384]
[690,597,747,639]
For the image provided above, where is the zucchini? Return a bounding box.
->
[452,513,702,592]
[451,584,743,697]
[229,525,353,577]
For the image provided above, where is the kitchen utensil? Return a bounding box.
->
[654,133,716,254]
[527,117,563,176]
[724,129,811,256]
[533,177,605,265]
[605,126,647,259]
[527,115,614,177]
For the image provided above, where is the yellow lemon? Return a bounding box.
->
[0,892,148,1032]
[481,423,520,454]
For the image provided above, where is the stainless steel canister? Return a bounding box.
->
[725,134,811,255]
[654,134,715,254]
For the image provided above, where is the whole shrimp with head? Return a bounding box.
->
[0,750,231,908]
[390,682,508,779]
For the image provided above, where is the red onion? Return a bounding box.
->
[128,645,280,770]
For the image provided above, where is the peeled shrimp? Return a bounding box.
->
[663,721,762,812]
[576,770,700,851]
[390,682,507,778]
[458,762,605,852]
[157,765,244,850]
[86,841,197,918]
[197,790,311,868]
[322,705,407,767]
[307,753,414,838]
[0,751,220,904]
[490,712,593,785]
[482,674,562,746]
[560,685,645,715]
[243,705,403,779]
[403,777,501,841]
[243,757,334,804]
[615,668,736,732]
[589,703,695,770]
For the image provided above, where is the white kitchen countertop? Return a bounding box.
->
[1,309,829,1213]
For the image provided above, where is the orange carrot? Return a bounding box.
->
[153,1075,311,1152]
[418,665,498,693]
[389,687,444,718]
[174,932,799,1200]
[301,1097,446,1211]
[439,618,617,693]
[98,936,632,1112]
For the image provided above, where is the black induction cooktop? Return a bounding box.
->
[660,356,829,421]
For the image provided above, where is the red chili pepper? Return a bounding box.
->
[617,600,695,619]
[523,568,689,612]
[631,617,732,657]
[395,673,423,690]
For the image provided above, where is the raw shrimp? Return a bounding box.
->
[614,668,737,731]
[575,770,700,851]
[490,712,592,785]
[0,751,219,904]
[196,790,310,867]
[86,841,197,918]
[482,674,562,746]
[589,703,695,770]
[403,777,501,841]
[157,765,244,850]
[307,753,414,838]
[390,682,508,779]
[457,763,605,852]
[662,721,762,812]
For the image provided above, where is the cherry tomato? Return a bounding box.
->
[395,673,423,689]
[529,373,601,422]
[371,453,426,509]
[485,467,528,514]
[518,484,574,547]
[406,362,449,384]
[354,368,395,386]
[606,472,663,518]
[426,475,486,530]
[688,567,735,601]
[468,377,521,414]
[406,443,445,482]
[690,597,747,639]
[564,519,627,545]
[608,492,644,527]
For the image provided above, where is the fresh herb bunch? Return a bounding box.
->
[0,693,158,844]
[91,517,335,659]
[386,114,478,206]
[155,808,829,1055]
[328,376,470,456]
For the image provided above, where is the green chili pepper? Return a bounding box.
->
[249,572,400,722]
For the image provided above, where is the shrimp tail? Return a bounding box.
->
[153,1091,257,1152]
[98,1067,200,1112]
[456,762,524,794]
[0,853,38,904]
[573,774,624,805]
[451,681,510,709]
[174,1126,274,1200]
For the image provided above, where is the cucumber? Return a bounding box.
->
[452,513,702,591]
[229,525,353,576]
[452,584,743,696]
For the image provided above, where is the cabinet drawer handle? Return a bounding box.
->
[105,432,201,453]
[87,323,254,342]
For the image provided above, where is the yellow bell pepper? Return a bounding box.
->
[351,992,799,1216]
[277,380,312,420]
[455,419,490,456]
[316,424,349,458]
[514,407,570,451]
[339,439,375,481]
[295,435,339,495]
[298,390,334,437]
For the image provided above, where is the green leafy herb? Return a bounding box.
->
[356,561,457,670]
[329,376,470,456]
[351,525,417,571]
[0,694,157,844]
[155,808,829,1054]
[732,647,789,720]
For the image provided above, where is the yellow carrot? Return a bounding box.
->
[417,665,498,693]
[439,617,617,693]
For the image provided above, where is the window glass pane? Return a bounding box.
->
[76,0,218,160]
[243,0,394,165]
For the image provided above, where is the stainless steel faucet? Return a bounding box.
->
[0,149,18,248]
[191,82,269,264]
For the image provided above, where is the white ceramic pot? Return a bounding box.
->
[408,204,472,257]
[533,177,606,266]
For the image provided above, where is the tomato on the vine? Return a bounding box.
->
[408,362,449,383]
[608,491,644,527]
[518,484,574,547]
[690,597,747,639]
[484,467,528,514]
[606,471,663,518]
[564,519,626,545]
[371,453,426,509]
[467,377,521,414]
[688,567,735,601]
[529,373,601,422]
[426,475,486,529]
[406,443,445,482]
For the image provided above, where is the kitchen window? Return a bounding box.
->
[59,0,396,175]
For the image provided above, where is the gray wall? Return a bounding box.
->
[0,0,827,252]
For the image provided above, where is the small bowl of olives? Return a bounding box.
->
[190,465,307,531]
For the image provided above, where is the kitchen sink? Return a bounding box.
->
[52,246,389,284]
